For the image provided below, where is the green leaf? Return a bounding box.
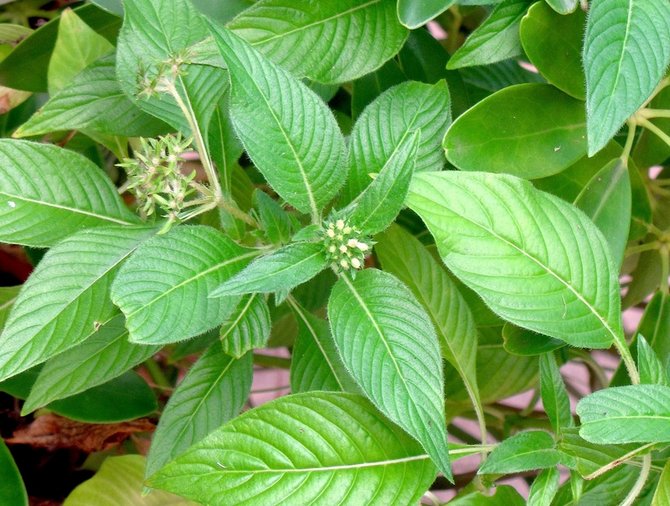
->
[573,158,631,268]
[148,392,437,505]
[443,83,587,179]
[90,0,249,22]
[344,80,451,202]
[210,242,327,297]
[347,130,419,235]
[328,269,451,479]
[116,0,227,133]
[528,467,560,506]
[397,0,455,29]
[209,92,244,192]
[408,171,622,349]
[540,353,573,434]
[146,346,252,478]
[64,455,195,506]
[47,8,113,94]
[584,0,670,155]
[0,139,139,247]
[479,431,562,474]
[576,384,670,443]
[111,225,257,345]
[253,190,292,245]
[209,27,346,218]
[0,226,155,382]
[637,291,670,369]
[289,300,358,393]
[22,315,160,414]
[653,459,670,506]
[520,2,585,99]
[446,0,529,69]
[15,55,169,138]
[0,286,20,331]
[449,486,525,506]
[502,324,565,356]
[228,0,408,84]
[545,0,578,14]
[0,439,27,506]
[637,334,669,386]
[220,294,271,358]
[554,465,639,505]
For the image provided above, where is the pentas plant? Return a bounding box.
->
[0,0,669,504]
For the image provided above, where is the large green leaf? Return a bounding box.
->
[583,0,670,155]
[15,55,169,138]
[397,0,454,29]
[479,431,562,474]
[111,225,257,345]
[576,384,670,443]
[209,27,345,218]
[148,392,437,505]
[0,286,20,331]
[220,294,271,358]
[344,80,451,202]
[228,0,408,84]
[22,314,160,413]
[0,439,27,506]
[0,140,139,247]
[539,353,573,434]
[407,171,622,349]
[443,83,587,179]
[328,269,451,479]
[0,226,154,382]
[146,346,252,478]
[446,0,529,69]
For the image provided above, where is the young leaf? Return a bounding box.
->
[540,353,573,434]
[0,286,20,331]
[147,392,437,505]
[146,346,253,478]
[220,294,271,358]
[22,315,160,414]
[0,140,139,247]
[209,26,346,219]
[210,243,327,297]
[576,384,670,443]
[289,300,358,393]
[446,0,529,69]
[0,439,27,506]
[397,0,454,29]
[637,334,669,386]
[253,190,292,245]
[654,460,670,506]
[528,467,560,506]
[347,130,419,235]
[584,0,670,155]
[408,171,622,349]
[479,431,562,474]
[228,0,408,84]
[112,225,258,345]
[344,80,451,202]
[328,269,451,479]
[0,226,155,382]
[443,84,587,179]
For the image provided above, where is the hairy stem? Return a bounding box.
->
[621,454,651,506]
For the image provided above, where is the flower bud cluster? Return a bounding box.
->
[118,134,196,221]
[138,50,192,98]
[321,218,371,272]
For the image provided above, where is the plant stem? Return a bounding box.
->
[637,117,670,148]
[621,454,651,506]
[144,358,171,389]
[613,334,640,385]
[639,108,670,119]
[584,442,655,480]
[625,241,660,257]
[620,121,636,164]
[253,353,291,369]
[660,245,669,296]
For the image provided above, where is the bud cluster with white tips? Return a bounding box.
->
[321,218,371,272]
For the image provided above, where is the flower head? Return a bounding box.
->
[320,216,371,273]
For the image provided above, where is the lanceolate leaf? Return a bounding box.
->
[637,334,669,386]
[583,0,670,155]
[146,346,253,478]
[0,226,155,382]
[0,286,20,331]
[0,439,27,506]
[637,292,670,369]
[397,0,454,29]
[328,269,451,479]
[344,80,451,202]
[654,460,670,506]
[220,294,271,358]
[22,315,161,414]
[112,225,258,345]
[540,353,573,434]
[210,26,346,218]
[576,384,670,443]
[527,467,560,506]
[148,392,437,505]
[407,171,622,349]
[479,431,562,474]
[0,140,139,247]
[210,242,327,297]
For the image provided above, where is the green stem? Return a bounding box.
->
[620,121,636,165]
[584,443,655,480]
[637,117,670,149]
[613,334,640,385]
[660,245,669,296]
[144,358,171,389]
[625,241,660,257]
[621,454,651,506]
[639,108,670,119]
[253,353,291,369]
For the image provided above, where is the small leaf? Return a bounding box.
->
[397,0,454,29]
[637,291,670,370]
[545,0,578,14]
[653,460,670,506]
[220,294,271,358]
[0,226,155,382]
[148,392,437,505]
[408,171,622,349]
[502,324,565,356]
[146,346,252,478]
[328,269,451,479]
[210,242,327,297]
[0,439,27,506]
[479,431,562,474]
[443,83,587,179]
[449,486,525,506]
[446,0,529,69]
[584,0,670,155]
[527,467,560,506]
[0,140,139,247]
[637,335,669,386]
[210,26,346,218]
[112,225,257,345]
[253,190,292,245]
[540,353,573,433]
[576,384,670,443]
